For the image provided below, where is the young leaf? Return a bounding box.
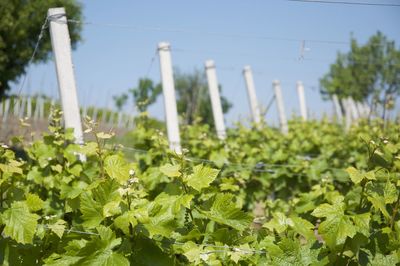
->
[312,202,356,248]
[1,201,39,244]
[160,163,181,177]
[200,193,252,231]
[104,155,132,184]
[25,193,44,212]
[183,164,220,191]
[48,219,67,238]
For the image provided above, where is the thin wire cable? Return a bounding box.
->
[65,19,348,46]
[43,225,267,254]
[14,15,49,100]
[119,145,344,173]
[286,0,400,7]
[144,50,158,78]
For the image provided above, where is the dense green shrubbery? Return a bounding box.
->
[0,112,399,265]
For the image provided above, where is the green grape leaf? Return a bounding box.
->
[104,154,133,184]
[80,192,103,228]
[351,213,370,237]
[290,216,316,240]
[48,219,67,238]
[200,193,252,231]
[346,167,364,184]
[114,211,137,235]
[367,195,390,219]
[272,238,320,266]
[25,193,44,212]
[44,226,129,266]
[160,163,181,177]
[183,164,220,191]
[384,181,397,204]
[263,212,293,234]
[1,201,39,244]
[312,202,356,248]
[103,201,121,217]
[346,167,375,185]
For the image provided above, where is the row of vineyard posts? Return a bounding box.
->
[1,7,371,151]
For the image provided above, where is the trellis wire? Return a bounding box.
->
[42,225,267,255]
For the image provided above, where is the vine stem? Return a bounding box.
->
[182,183,194,222]
[390,192,400,230]
[358,181,366,211]
[94,132,105,178]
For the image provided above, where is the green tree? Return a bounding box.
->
[174,68,232,126]
[0,0,83,98]
[129,78,162,113]
[320,32,400,117]
[113,93,128,111]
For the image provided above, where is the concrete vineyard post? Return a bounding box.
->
[13,98,20,117]
[2,98,10,123]
[349,97,359,120]
[205,60,226,139]
[27,97,32,118]
[332,94,343,121]
[19,97,26,118]
[157,42,181,153]
[273,80,288,134]
[243,66,261,125]
[343,98,352,131]
[48,8,84,144]
[296,81,307,121]
[0,98,3,117]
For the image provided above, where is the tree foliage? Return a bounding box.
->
[0,0,83,98]
[129,78,162,113]
[174,68,232,126]
[320,32,400,113]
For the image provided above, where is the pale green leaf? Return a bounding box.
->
[1,201,39,244]
[352,213,370,237]
[25,193,44,212]
[346,167,363,184]
[263,212,293,233]
[160,163,181,177]
[103,201,121,217]
[80,192,103,228]
[367,195,390,219]
[114,211,137,235]
[200,193,252,231]
[290,216,316,240]
[184,164,220,191]
[48,219,67,238]
[384,181,397,204]
[104,155,133,184]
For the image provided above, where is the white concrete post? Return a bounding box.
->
[205,60,226,139]
[48,8,83,144]
[39,97,44,119]
[343,98,352,131]
[13,98,20,117]
[332,94,343,121]
[0,98,3,117]
[27,97,32,118]
[19,97,26,118]
[2,99,10,123]
[348,97,359,120]
[273,80,288,134]
[242,66,261,125]
[157,42,181,153]
[296,81,307,121]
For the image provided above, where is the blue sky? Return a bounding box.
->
[12,0,400,125]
